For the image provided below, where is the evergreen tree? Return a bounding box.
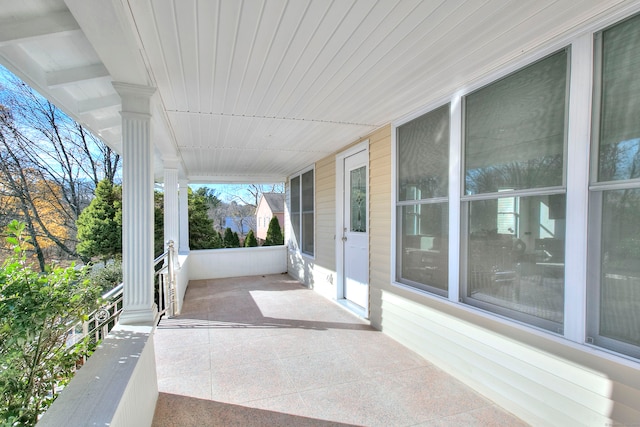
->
[244,229,258,247]
[188,189,219,249]
[264,216,284,246]
[223,227,235,248]
[154,191,164,257]
[76,179,122,261]
[232,231,240,247]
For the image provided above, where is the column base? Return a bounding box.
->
[119,304,159,326]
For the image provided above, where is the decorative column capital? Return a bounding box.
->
[113,82,156,115]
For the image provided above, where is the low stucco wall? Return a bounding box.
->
[188,245,287,281]
[38,325,158,427]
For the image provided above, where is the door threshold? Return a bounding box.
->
[337,298,368,319]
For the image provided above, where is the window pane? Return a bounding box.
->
[302,212,314,256]
[464,194,566,332]
[597,14,640,182]
[350,166,367,232]
[398,202,448,295]
[398,104,449,200]
[290,176,300,244]
[598,189,640,348]
[301,170,314,256]
[465,50,568,195]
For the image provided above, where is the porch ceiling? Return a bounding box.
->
[0,0,631,183]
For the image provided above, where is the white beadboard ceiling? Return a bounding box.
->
[0,0,635,183]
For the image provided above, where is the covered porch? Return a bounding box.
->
[151,274,525,427]
[3,1,640,425]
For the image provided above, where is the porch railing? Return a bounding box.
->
[66,241,177,350]
[155,240,178,318]
[66,282,124,350]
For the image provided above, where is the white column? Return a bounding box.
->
[163,165,179,252]
[178,179,190,254]
[114,82,157,326]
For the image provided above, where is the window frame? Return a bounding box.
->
[586,14,640,360]
[390,8,640,363]
[394,102,451,296]
[289,165,315,258]
[459,48,571,334]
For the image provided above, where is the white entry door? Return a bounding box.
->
[341,149,369,312]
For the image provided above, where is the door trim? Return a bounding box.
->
[335,140,369,317]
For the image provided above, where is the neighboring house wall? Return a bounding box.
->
[255,199,271,240]
[256,195,285,241]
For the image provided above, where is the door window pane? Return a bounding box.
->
[465,50,568,195]
[597,14,640,182]
[464,194,566,332]
[350,166,367,232]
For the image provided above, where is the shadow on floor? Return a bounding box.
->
[152,392,361,427]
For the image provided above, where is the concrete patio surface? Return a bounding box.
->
[152,274,527,427]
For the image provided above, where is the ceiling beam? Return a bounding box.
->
[76,93,120,114]
[96,116,121,133]
[46,63,110,88]
[0,10,81,45]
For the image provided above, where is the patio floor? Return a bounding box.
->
[151,274,528,427]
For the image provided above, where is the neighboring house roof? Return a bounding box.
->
[261,193,285,214]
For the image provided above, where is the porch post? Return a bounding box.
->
[114,82,158,326]
[163,164,179,251]
[178,179,190,254]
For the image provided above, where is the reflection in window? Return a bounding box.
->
[465,194,565,332]
[462,50,568,332]
[398,104,449,200]
[301,170,314,256]
[465,50,568,195]
[396,104,450,295]
[589,13,640,359]
[597,14,640,182]
[599,189,640,348]
[399,203,448,295]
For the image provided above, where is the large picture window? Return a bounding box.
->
[396,104,449,296]
[392,11,640,362]
[588,13,640,359]
[461,49,569,333]
[290,168,314,256]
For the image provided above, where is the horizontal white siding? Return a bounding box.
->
[381,290,640,426]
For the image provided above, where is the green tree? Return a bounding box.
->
[244,229,257,247]
[222,227,236,248]
[264,216,284,246]
[188,188,220,249]
[154,191,164,257]
[76,179,122,261]
[0,221,101,426]
[232,231,240,247]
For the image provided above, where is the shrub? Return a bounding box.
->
[244,229,257,247]
[264,216,284,246]
[0,221,101,425]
